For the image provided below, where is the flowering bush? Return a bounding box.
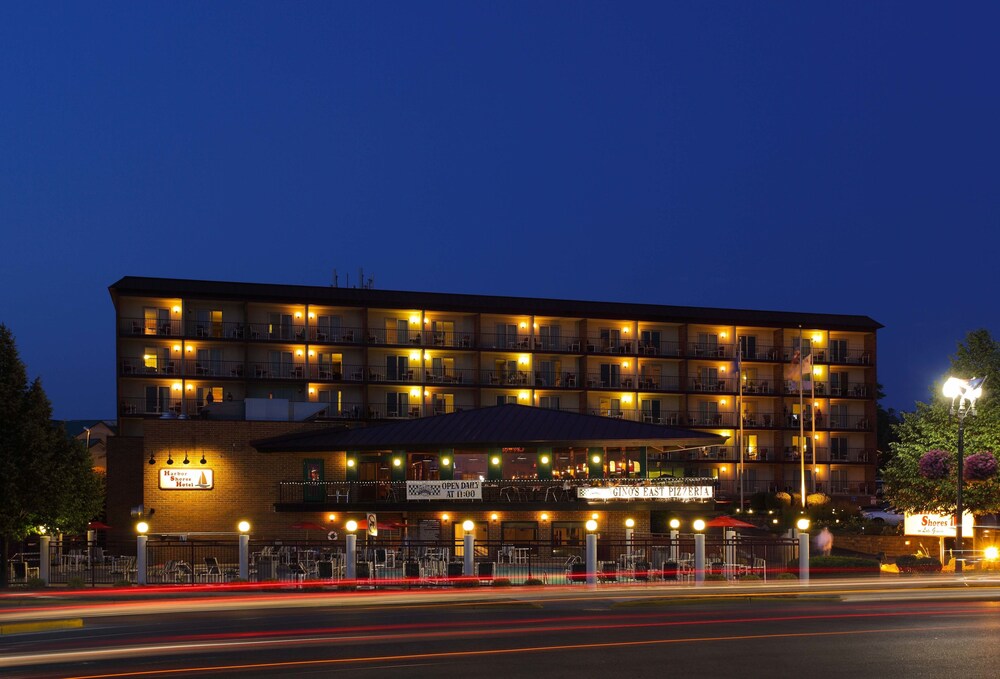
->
[919,449,951,479]
[964,451,998,481]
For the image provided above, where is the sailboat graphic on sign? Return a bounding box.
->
[197,471,210,488]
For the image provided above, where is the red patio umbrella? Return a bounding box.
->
[705,516,756,529]
[88,521,112,530]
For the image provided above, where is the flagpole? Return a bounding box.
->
[799,326,806,508]
[737,336,744,511]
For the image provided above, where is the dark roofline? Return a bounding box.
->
[251,404,726,452]
[109,275,882,330]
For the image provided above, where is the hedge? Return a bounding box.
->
[787,555,880,578]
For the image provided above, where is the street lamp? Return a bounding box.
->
[943,375,985,574]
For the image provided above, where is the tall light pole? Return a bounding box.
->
[943,376,985,574]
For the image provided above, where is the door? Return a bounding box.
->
[303,459,325,503]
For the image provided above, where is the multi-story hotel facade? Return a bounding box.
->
[107,276,881,540]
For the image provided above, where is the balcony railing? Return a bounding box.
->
[636,340,682,357]
[687,377,736,393]
[738,344,779,361]
[685,343,732,359]
[786,347,872,366]
[583,336,638,355]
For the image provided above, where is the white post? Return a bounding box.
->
[586,532,598,586]
[38,535,51,584]
[464,534,475,577]
[724,529,736,578]
[137,535,148,585]
[670,529,679,563]
[625,527,634,561]
[346,533,357,580]
[239,534,249,580]
[86,530,96,566]
[694,533,705,585]
[799,532,810,583]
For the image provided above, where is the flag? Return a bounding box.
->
[784,350,801,383]
[800,352,813,377]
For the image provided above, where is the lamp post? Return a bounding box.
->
[943,376,985,574]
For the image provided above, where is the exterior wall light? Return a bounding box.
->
[585,520,598,532]
[625,518,635,528]
[540,513,549,522]
[693,519,706,532]
[441,457,451,466]
[491,456,500,466]
[540,455,549,464]
[462,520,475,532]
[796,518,811,531]
[136,522,149,534]
[490,513,498,522]
[346,520,358,532]
[669,518,680,529]
[238,521,251,533]
[393,458,402,467]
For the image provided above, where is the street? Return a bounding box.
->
[2,579,1000,678]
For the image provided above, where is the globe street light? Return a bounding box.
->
[943,375,985,574]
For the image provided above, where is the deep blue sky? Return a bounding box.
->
[3,2,999,419]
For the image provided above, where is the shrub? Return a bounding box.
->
[964,452,998,481]
[704,573,728,581]
[26,577,47,589]
[793,556,880,578]
[523,578,544,586]
[66,576,86,589]
[452,579,480,588]
[492,578,513,587]
[775,492,792,506]
[806,493,830,507]
[777,572,798,580]
[919,449,951,479]
[895,555,942,574]
[113,579,133,588]
[738,573,762,581]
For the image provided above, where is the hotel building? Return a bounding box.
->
[107,276,881,540]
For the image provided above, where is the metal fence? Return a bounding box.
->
[12,534,798,587]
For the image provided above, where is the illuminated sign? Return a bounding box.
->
[406,480,482,500]
[159,469,213,490]
[903,512,974,537]
[576,484,714,501]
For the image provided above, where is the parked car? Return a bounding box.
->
[861,505,904,525]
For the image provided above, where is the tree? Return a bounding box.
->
[0,324,103,587]
[883,330,1000,514]
[875,382,902,472]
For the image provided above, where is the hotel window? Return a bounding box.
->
[552,522,585,547]
[144,385,170,414]
[496,394,516,405]
[697,332,718,356]
[432,393,453,415]
[267,313,293,340]
[268,350,293,378]
[386,392,410,418]
[640,330,660,353]
[431,357,454,380]
[829,371,848,396]
[431,320,454,346]
[195,309,223,338]
[600,327,620,351]
[699,400,719,426]
[738,335,757,359]
[599,397,622,417]
[538,360,560,387]
[829,339,848,362]
[538,324,561,350]
[539,396,561,410]
[196,386,222,407]
[144,307,169,335]
[386,355,411,381]
[144,346,167,372]
[641,399,661,423]
[791,337,812,357]
[196,348,222,376]
[697,367,718,391]
[386,318,409,344]
[831,436,849,461]
[495,323,518,349]
[830,468,848,492]
[316,315,341,341]
[317,353,342,379]
[599,363,621,388]
[830,403,848,428]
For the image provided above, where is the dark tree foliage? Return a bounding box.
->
[0,324,103,586]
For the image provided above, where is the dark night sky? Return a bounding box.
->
[2,2,999,419]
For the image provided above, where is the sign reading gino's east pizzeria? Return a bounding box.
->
[159,469,214,490]
[577,484,714,501]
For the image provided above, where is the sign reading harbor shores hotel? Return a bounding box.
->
[159,469,214,490]
[577,484,715,501]
[407,480,483,500]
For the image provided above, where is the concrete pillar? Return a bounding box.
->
[239,534,249,581]
[586,532,598,586]
[694,533,705,585]
[725,529,736,577]
[464,534,475,577]
[137,534,148,585]
[625,527,634,560]
[38,535,51,584]
[86,530,96,566]
[346,533,357,580]
[670,529,679,563]
[799,532,810,583]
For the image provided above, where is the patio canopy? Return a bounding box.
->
[252,403,725,452]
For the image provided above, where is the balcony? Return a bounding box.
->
[636,339,682,357]
[738,344,779,361]
[685,343,732,359]
[687,377,736,393]
[583,336,636,355]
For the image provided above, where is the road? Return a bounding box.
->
[2,578,1000,678]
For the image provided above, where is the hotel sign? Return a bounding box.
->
[904,512,973,537]
[577,485,715,501]
[406,480,482,500]
[159,469,213,490]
